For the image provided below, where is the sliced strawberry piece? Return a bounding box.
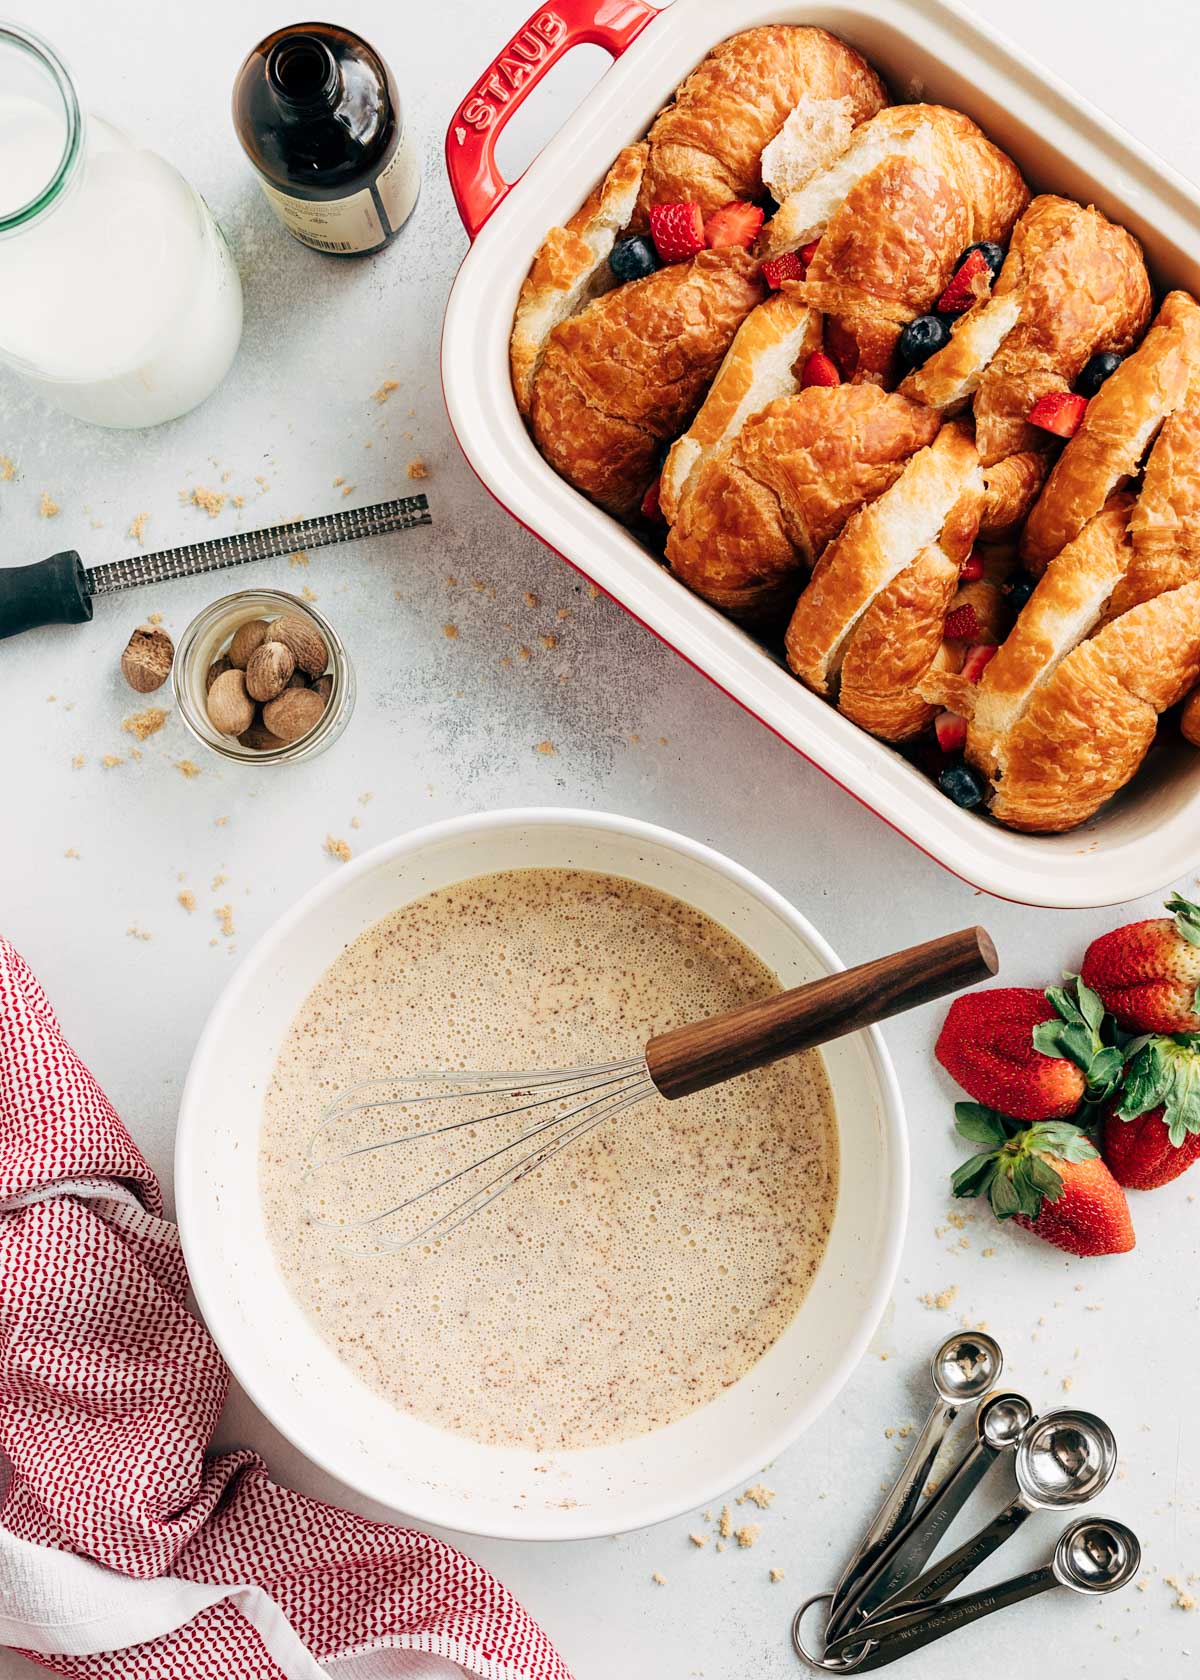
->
[800,240,821,266]
[640,476,663,523]
[944,604,981,641]
[1029,391,1088,438]
[936,248,993,314]
[800,351,841,389]
[934,710,968,753]
[648,202,705,263]
[959,551,984,582]
[762,250,805,290]
[703,200,764,251]
[961,643,999,682]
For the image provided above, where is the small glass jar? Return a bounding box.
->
[0,23,243,427]
[173,589,355,765]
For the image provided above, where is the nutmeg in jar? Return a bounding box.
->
[232,23,420,256]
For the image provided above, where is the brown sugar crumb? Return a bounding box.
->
[126,923,152,941]
[39,490,60,518]
[215,904,235,938]
[178,890,196,913]
[499,656,512,668]
[920,1285,959,1311]
[71,753,85,770]
[232,495,245,508]
[325,835,352,863]
[301,585,318,602]
[358,792,373,805]
[650,1572,667,1586]
[372,379,399,404]
[556,606,571,621]
[587,583,601,600]
[211,873,228,891]
[688,1533,707,1548]
[769,1568,785,1583]
[443,623,459,640]
[717,1506,733,1540]
[741,1484,775,1510]
[734,1524,760,1549]
[407,457,429,480]
[188,486,225,518]
[540,633,558,650]
[101,754,124,769]
[175,759,201,779]
[517,646,532,663]
[215,815,229,826]
[340,484,355,498]
[523,591,540,609]
[128,512,150,544]
[534,740,556,756]
[0,455,14,481]
[63,847,80,860]
[715,1541,726,1554]
[122,707,168,742]
[333,476,345,488]
[288,551,309,567]
[1166,1576,1198,1611]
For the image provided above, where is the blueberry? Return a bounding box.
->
[1076,350,1122,398]
[1005,575,1036,610]
[609,235,659,283]
[959,240,1005,280]
[938,763,986,809]
[898,314,952,369]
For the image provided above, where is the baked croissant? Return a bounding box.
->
[665,385,941,621]
[633,26,886,222]
[759,105,1028,385]
[784,419,983,696]
[985,580,1200,832]
[1021,290,1200,571]
[528,249,765,520]
[510,144,647,416]
[1103,373,1200,615]
[900,195,1152,534]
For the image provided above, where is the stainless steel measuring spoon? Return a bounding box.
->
[833,1389,1035,1630]
[824,1406,1117,1660]
[825,1331,1002,1640]
[804,1515,1140,1673]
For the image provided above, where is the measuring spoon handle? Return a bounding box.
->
[881,1497,1032,1614]
[826,1401,957,1637]
[839,1568,1055,1672]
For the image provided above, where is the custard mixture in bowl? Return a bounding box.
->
[260,867,838,1453]
[178,811,907,1538]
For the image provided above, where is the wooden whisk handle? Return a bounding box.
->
[644,926,997,1100]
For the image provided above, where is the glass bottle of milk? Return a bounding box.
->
[0,25,243,428]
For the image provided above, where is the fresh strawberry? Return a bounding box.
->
[1101,1101,1200,1190]
[937,978,1123,1121]
[1080,893,1200,1033]
[648,201,705,263]
[800,240,821,265]
[951,1105,1134,1256]
[934,710,968,753]
[936,248,993,314]
[961,643,999,682]
[1029,391,1088,438]
[801,351,841,389]
[960,551,984,582]
[703,200,764,251]
[762,250,805,289]
[944,604,981,641]
[640,475,663,523]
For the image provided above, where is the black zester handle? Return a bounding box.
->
[0,552,92,639]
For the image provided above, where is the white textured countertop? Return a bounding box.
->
[2,1,1199,1674]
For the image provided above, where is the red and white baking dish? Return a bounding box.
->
[441,0,1200,909]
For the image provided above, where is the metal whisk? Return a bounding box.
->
[305,926,997,1252]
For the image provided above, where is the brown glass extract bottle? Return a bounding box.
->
[232,23,420,256]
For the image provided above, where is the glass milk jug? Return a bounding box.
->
[0,24,243,428]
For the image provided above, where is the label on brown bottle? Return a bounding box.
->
[256,130,421,254]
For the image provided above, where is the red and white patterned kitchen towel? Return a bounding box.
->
[0,937,572,1680]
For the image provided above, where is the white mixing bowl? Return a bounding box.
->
[176,809,908,1540]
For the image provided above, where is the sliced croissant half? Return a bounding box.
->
[784,419,982,695]
[1021,290,1200,572]
[510,144,647,417]
[987,580,1200,832]
[1105,374,1200,615]
[659,293,821,524]
[665,385,940,621]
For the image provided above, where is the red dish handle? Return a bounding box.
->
[445,0,658,241]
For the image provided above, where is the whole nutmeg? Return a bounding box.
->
[312,673,333,702]
[238,720,286,752]
[285,669,311,690]
[228,618,270,669]
[206,668,255,737]
[205,654,233,693]
[267,612,327,678]
[121,626,174,693]
[245,639,295,702]
[262,685,326,744]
